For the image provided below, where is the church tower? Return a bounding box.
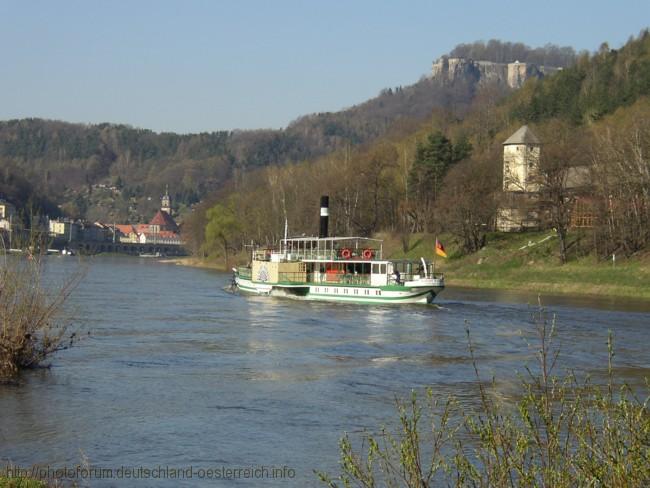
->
[161,185,172,215]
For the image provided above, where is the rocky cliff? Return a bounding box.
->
[431,56,561,89]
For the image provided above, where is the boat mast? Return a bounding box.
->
[283,218,288,258]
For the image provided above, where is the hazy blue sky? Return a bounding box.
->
[1,1,648,133]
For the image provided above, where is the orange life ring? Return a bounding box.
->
[362,248,374,259]
[340,248,352,259]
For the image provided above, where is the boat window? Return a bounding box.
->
[372,264,379,274]
[380,264,386,274]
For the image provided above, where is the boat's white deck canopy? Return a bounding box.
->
[281,236,382,243]
[255,236,384,262]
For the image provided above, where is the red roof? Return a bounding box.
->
[114,224,136,235]
[149,210,178,231]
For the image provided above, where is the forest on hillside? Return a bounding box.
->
[0,39,574,224]
[448,39,578,66]
[189,30,650,265]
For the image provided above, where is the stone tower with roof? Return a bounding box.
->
[502,125,541,192]
[497,125,543,232]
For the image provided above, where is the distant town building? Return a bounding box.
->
[138,230,183,245]
[114,224,139,243]
[49,218,81,241]
[0,199,16,231]
[149,209,179,233]
[41,186,184,255]
[82,222,111,242]
[110,187,182,245]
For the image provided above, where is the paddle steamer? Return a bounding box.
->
[233,197,444,304]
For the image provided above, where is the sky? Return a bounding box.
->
[1,1,648,134]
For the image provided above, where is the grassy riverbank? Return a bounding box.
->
[174,231,650,300]
[384,231,650,300]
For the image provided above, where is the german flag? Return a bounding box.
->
[435,239,447,258]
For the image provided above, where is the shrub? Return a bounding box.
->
[0,244,81,383]
[318,306,650,487]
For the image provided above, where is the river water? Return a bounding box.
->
[1,256,649,486]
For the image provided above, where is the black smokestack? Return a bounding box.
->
[319,195,329,238]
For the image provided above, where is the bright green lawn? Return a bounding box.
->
[381,231,650,299]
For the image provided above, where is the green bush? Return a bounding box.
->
[319,306,649,487]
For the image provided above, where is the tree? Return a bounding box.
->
[591,100,650,256]
[408,132,472,232]
[439,152,500,253]
[203,202,241,267]
[536,121,589,264]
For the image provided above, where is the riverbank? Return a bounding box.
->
[158,256,225,271]
[169,232,650,300]
[384,231,650,300]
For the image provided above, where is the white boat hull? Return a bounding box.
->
[235,276,442,304]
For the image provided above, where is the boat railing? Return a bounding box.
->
[237,267,252,280]
[253,248,383,262]
[389,272,445,283]
[276,271,444,285]
[245,268,442,286]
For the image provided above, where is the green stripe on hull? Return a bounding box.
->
[307,289,433,302]
[235,277,440,304]
[266,281,434,292]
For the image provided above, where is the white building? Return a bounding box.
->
[48,219,81,241]
[497,126,543,232]
[0,199,16,231]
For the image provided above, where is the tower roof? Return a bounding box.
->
[503,125,541,145]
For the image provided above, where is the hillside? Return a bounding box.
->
[0,40,570,224]
[189,30,650,268]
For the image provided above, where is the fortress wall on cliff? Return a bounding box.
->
[431,57,561,89]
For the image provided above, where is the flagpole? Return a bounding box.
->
[433,235,436,276]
